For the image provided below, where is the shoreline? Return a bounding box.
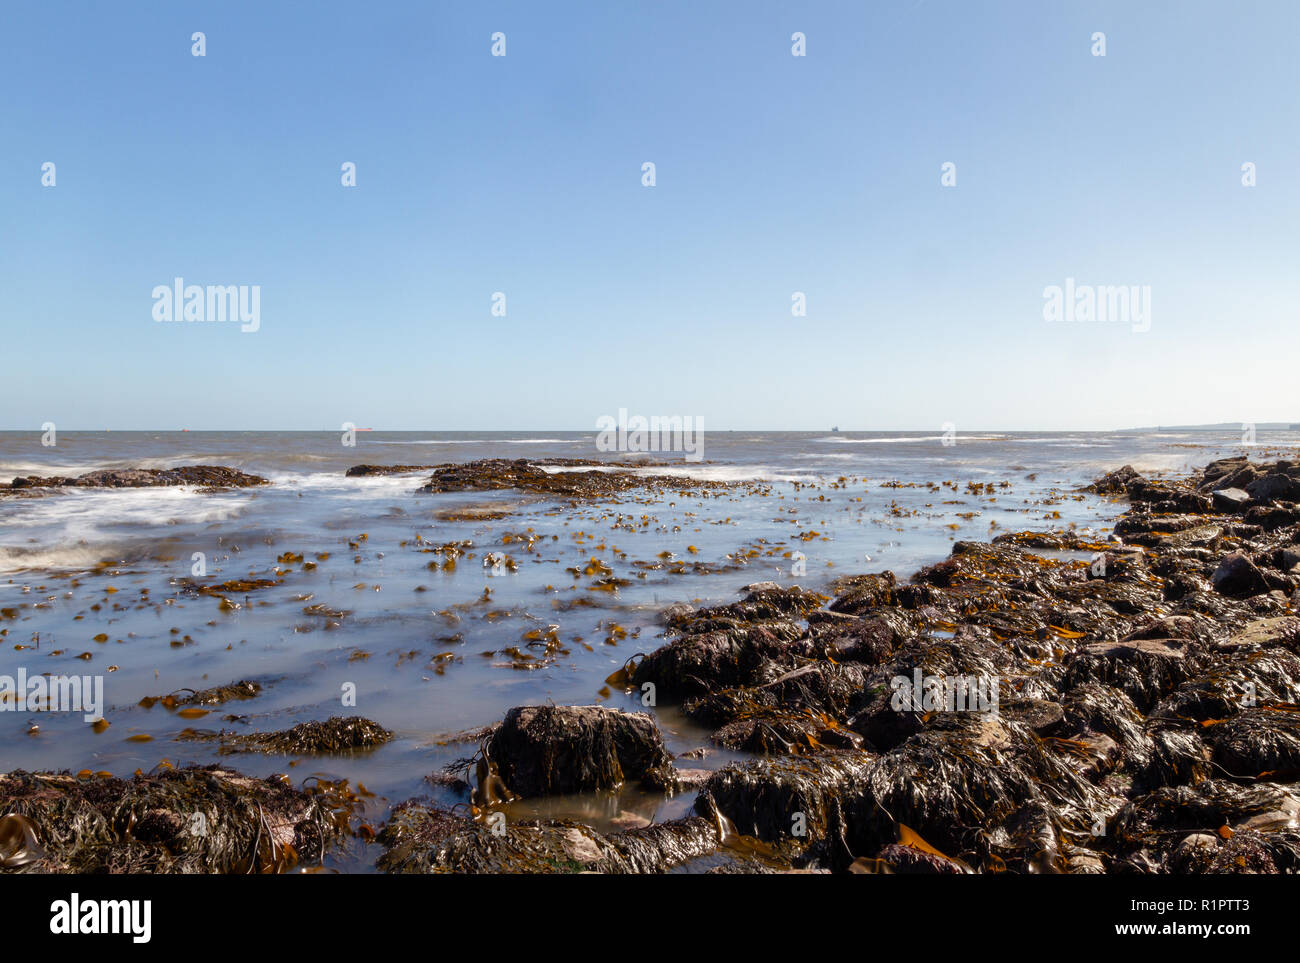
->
[5,450,1300,872]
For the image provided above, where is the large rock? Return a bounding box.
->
[1212,553,1270,598]
[1246,474,1300,504]
[486,705,676,796]
[8,466,268,492]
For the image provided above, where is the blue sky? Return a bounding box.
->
[2,1,1297,430]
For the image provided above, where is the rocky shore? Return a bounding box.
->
[371,452,1300,873]
[1,466,268,496]
[6,453,1300,873]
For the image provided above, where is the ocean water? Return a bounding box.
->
[1,428,1293,868]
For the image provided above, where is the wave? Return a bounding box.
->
[0,488,250,531]
[372,438,580,445]
[0,540,168,573]
[263,471,427,494]
[814,435,1008,444]
[0,488,255,573]
[634,465,814,484]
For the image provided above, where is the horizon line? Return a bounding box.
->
[0,425,1289,434]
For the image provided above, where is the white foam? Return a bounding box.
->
[0,487,253,573]
[261,471,430,499]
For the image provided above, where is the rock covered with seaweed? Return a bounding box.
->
[3,465,268,496]
[0,766,349,873]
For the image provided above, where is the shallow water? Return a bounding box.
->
[0,428,1293,869]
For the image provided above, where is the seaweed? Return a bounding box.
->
[177,716,392,755]
[0,766,346,873]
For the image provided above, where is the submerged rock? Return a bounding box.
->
[178,716,392,755]
[345,464,435,476]
[138,679,262,709]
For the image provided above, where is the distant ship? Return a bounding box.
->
[831,426,840,432]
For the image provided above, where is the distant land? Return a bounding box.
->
[1123,423,1300,431]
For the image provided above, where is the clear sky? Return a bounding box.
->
[2,1,1297,431]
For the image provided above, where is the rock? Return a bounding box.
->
[1066,732,1122,779]
[1063,639,1196,712]
[608,812,652,832]
[1245,504,1300,531]
[631,622,804,701]
[5,466,268,494]
[999,698,1066,734]
[0,766,344,872]
[823,616,900,664]
[1200,458,1262,494]
[1225,618,1300,651]
[1169,833,1220,872]
[710,705,863,754]
[1246,474,1300,504]
[673,769,713,789]
[1199,456,1251,491]
[1125,480,1214,513]
[1066,851,1108,874]
[1205,708,1300,778]
[874,842,968,874]
[1090,465,1143,494]
[416,458,731,500]
[658,602,695,625]
[1115,513,1208,537]
[377,805,721,874]
[1211,488,1251,511]
[138,679,261,709]
[827,572,897,615]
[697,751,875,868]
[1114,780,1300,864]
[485,705,677,796]
[1212,553,1271,598]
[345,464,434,476]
